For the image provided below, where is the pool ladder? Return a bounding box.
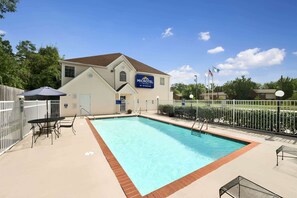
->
[191,118,208,132]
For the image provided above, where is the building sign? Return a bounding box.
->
[115,100,121,104]
[135,74,154,88]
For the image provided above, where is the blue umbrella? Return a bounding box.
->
[21,86,66,97]
[20,87,66,131]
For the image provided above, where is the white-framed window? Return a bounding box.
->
[65,66,75,78]
[120,71,126,82]
[160,77,165,85]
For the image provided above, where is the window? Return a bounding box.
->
[120,71,126,81]
[65,66,75,77]
[160,77,165,85]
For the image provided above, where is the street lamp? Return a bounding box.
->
[194,75,198,100]
[189,94,194,108]
[194,75,198,119]
[275,90,284,133]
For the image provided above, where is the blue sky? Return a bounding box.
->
[1,0,297,85]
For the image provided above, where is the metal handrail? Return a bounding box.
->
[191,118,208,131]
[80,107,96,120]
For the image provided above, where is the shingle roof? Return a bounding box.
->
[64,53,168,76]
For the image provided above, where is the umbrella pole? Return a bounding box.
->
[46,99,49,137]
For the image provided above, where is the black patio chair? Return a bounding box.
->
[31,123,58,148]
[276,145,297,166]
[219,176,282,198]
[59,114,77,135]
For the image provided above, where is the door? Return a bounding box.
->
[120,96,126,112]
[79,94,91,115]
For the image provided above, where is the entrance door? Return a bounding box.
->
[79,94,91,115]
[120,96,126,112]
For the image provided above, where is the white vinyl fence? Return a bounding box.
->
[0,100,59,154]
[158,100,297,136]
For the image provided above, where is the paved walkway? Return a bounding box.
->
[0,113,297,198]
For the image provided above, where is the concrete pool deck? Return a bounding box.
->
[0,113,297,198]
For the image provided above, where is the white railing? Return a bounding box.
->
[0,100,59,154]
[158,100,297,136]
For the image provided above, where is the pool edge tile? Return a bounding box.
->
[86,116,259,198]
[86,118,142,198]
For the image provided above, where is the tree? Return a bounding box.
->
[0,0,19,19]
[25,46,61,89]
[222,76,258,99]
[263,81,277,89]
[0,35,25,88]
[14,40,35,86]
[171,83,206,99]
[277,77,294,99]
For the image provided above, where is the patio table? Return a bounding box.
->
[28,117,65,143]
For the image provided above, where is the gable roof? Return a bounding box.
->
[64,53,169,76]
[59,67,116,93]
[116,83,138,94]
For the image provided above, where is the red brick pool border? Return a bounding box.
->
[86,116,259,198]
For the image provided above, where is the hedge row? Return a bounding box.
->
[158,104,297,135]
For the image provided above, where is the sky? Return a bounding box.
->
[1,0,297,85]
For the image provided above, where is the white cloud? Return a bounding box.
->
[293,51,297,56]
[207,46,224,54]
[168,65,199,84]
[162,27,173,38]
[199,32,210,41]
[218,48,285,70]
[0,30,6,35]
[218,70,249,76]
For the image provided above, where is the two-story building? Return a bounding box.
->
[59,53,172,116]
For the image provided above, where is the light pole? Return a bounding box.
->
[194,75,198,100]
[189,94,194,119]
[194,75,198,119]
[275,90,284,133]
[189,94,194,108]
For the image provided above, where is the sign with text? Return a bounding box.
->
[135,74,154,88]
[115,100,121,104]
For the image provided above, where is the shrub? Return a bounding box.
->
[127,109,132,114]
[157,104,297,134]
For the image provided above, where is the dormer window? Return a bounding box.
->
[120,71,126,82]
[65,66,75,78]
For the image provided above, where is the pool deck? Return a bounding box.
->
[1,113,297,198]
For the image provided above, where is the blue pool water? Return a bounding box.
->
[91,117,246,195]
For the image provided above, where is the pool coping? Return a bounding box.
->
[86,115,259,198]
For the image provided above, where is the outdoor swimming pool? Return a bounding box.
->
[91,116,247,196]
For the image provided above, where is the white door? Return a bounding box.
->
[120,96,126,112]
[79,94,91,115]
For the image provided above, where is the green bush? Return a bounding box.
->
[158,104,297,134]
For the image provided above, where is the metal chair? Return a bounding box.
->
[219,176,282,198]
[276,145,297,166]
[59,114,77,135]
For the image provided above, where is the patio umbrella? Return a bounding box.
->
[19,86,66,131]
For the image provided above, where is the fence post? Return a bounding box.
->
[19,98,24,140]
[196,99,198,119]
[232,99,235,127]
